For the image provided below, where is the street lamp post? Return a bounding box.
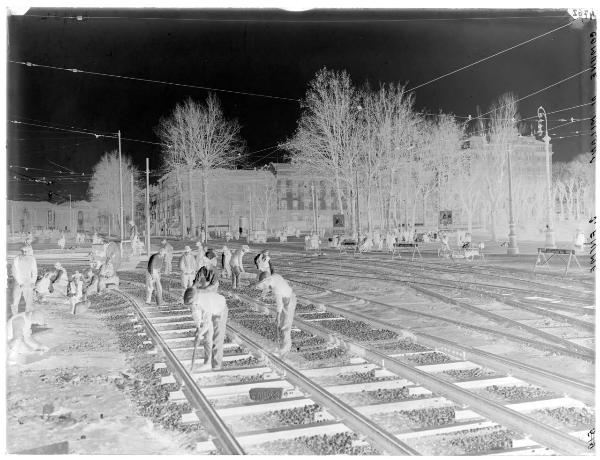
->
[507,144,519,255]
[537,107,556,248]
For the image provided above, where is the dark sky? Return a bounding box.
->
[7,8,595,201]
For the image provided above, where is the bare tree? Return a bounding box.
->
[285,68,360,230]
[88,151,140,237]
[156,95,245,242]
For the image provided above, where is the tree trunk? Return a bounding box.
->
[202,168,209,243]
[188,168,196,237]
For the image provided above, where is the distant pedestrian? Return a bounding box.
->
[161,239,173,275]
[195,241,206,270]
[11,246,38,316]
[57,233,66,250]
[67,272,84,314]
[146,247,166,306]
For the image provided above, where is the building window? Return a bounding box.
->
[279,201,287,211]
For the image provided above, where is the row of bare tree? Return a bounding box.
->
[88,67,594,240]
[284,68,594,239]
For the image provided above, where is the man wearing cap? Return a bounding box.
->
[11,246,38,315]
[179,246,197,290]
[204,247,218,282]
[35,271,53,303]
[98,255,120,292]
[230,245,250,290]
[161,239,174,275]
[146,247,166,305]
[254,249,274,282]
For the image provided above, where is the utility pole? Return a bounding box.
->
[69,194,72,233]
[249,184,253,235]
[507,144,519,255]
[355,169,360,238]
[118,130,124,243]
[130,172,135,228]
[11,201,14,236]
[145,158,151,256]
[311,181,318,235]
[538,107,556,248]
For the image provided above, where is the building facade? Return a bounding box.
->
[7,200,101,234]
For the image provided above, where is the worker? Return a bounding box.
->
[67,272,84,314]
[49,262,69,298]
[34,271,53,303]
[82,268,99,299]
[11,246,38,315]
[130,220,141,256]
[161,239,174,275]
[575,228,585,252]
[179,245,197,290]
[184,282,228,371]
[193,266,218,291]
[195,241,206,271]
[146,247,166,306]
[254,274,297,357]
[221,245,232,279]
[229,245,250,289]
[98,255,120,292]
[254,249,274,281]
[204,247,218,281]
[7,310,49,364]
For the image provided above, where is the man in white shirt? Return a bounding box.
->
[11,246,38,315]
[179,245,197,290]
[254,274,297,357]
[184,285,228,371]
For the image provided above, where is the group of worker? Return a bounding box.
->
[145,241,296,371]
[8,240,122,363]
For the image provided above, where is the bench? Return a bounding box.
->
[392,243,422,260]
[534,248,582,276]
[338,240,358,255]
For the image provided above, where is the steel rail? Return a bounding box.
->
[234,292,590,455]
[224,320,420,456]
[283,274,594,361]
[281,252,594,303]
[290,293,596,407]
[115,289,245,455]
[280,261,594,328]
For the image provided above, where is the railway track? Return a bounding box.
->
[279,268,595,362]
[109,270,593,455]
[273,258,594,360]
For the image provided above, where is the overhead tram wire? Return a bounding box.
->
[406,20,575,93]
[8,60,301,103]
[469,67,593,126]
[20,13,571,22]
